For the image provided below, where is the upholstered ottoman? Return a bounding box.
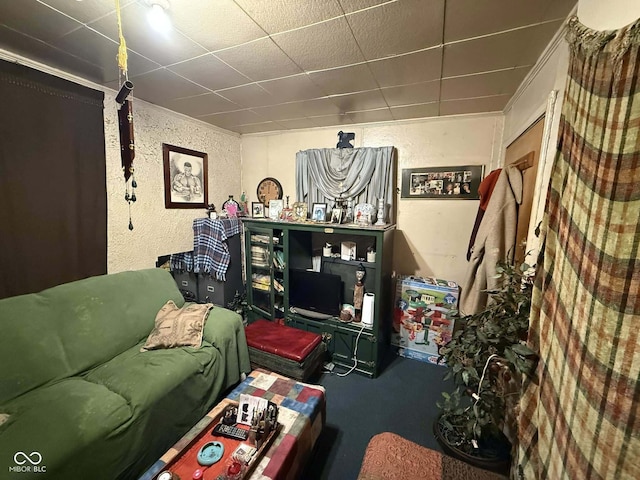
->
[245,320,326,381]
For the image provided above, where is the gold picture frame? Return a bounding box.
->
[292,202,308,221]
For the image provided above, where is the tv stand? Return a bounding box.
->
[243,219,395,377]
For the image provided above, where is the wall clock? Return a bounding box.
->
[256,177,283,206]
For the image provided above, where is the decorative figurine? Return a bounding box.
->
[375,197,386,225]
[353,264,366,322]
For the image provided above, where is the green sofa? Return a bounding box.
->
[0,269,251,479]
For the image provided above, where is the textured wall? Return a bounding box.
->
[241,114,504,285]
[103,91,241,273]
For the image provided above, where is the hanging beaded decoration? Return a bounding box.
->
[115,0,137,230]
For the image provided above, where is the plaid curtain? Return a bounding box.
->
[515,16,640,479]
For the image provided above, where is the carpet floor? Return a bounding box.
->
[303,350,453,480]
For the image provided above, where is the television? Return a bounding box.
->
[289,269,342,320]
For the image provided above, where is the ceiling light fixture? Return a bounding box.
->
[146,0,172,33]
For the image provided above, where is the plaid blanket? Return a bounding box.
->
[169,250,194,272]
[193,217,242,280]
[515,16,640,479]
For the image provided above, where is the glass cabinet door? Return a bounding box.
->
[246,226,285,321]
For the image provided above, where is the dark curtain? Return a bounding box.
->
[0,59,106,299]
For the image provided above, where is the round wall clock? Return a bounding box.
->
[256,177,283,206]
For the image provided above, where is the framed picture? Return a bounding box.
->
[163,143,208,208]
[400,165,485,199]
[292,202,308,221]
[268,199,284,220]
[251,202,265,218]
[330,208,343,224]
[311,203,327,222]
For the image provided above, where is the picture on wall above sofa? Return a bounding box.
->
[163,143,209,208]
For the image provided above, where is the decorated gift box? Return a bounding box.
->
[392,275,459,366]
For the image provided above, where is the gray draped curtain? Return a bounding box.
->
[295,146,395,221]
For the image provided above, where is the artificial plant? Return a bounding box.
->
[437,261,538,456]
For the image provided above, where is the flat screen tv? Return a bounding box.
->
[289,269,342,320]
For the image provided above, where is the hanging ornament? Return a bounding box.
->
[115,0,137,230]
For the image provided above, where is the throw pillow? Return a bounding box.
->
[0,413,9,427]
[141,300,213,352]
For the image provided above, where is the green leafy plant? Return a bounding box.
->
[436,261,538,456]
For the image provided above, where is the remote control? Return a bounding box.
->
[212,423,249,441]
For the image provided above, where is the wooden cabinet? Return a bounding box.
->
[243,219,395,377]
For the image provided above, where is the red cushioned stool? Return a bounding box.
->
[244,319,326,381]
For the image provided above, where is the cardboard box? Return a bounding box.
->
[391,276,459,366]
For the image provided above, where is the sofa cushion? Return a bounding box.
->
[83,340,220,413]
[141,301,212,351]
[0,378,132,477]
[0,269,184,404]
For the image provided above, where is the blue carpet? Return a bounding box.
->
[303,351,451,480]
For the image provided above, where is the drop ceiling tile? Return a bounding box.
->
[441,67,529,100]
[543,0,577,22]
[40,0,135,24]
[252,103,313,121]
[347,0,444,60]
[444,0,563,42]
[163,93,239,117]
[51,27,160,84]
[308,113,354,128]
[168,0,266,51]
[442,21,562,77]
[331,90,388,112]
[168,54,250,91]
[235,122,285,134]
[0,0,82,41]
[338,0,390,14]
[439,95,511,116]
[258,74,327,103]
[295,98,343,116]
[215,38,303,82]
[234,0,343,34]
[381,81,440,106]
[390,103,439,120]
[89,2,207,66]
[271,16,365,71]
[308,64,377,95]
[126,69,209,105]
[345,108,393,124]
[277,118,321,130]
[199,109,266,127]
[217,84,277,108]
[368,48,442,87]
[0,24,105,83]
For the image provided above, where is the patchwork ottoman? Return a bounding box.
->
[245,319,326,381]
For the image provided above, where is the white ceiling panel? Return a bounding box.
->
[381,81,440,107]
[217,83,277,108]
[331,90,388,112]
[236,121,285,134]
[215,38,303,82]
[258,74,328,103]
[346,0,445,60]
[170,0,266,52]
[368,48,442,87]
[439,95,511,116]
[347,108,394,124]
[168,54,251,91]
[441,67,529,100]
[442,21,563,77]
[0,0,82,42]
[124,69,209,105]
[199,109,266,127]
[337,0,391,14]
[271,16,365,71]
[308,63,378,95]
[234,0,344,34]
[391,103,440,121]
[163,93,239,117]
[444,0,571,42]
[40,0,135,25]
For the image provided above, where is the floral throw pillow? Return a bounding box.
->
[141,300,213,352]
